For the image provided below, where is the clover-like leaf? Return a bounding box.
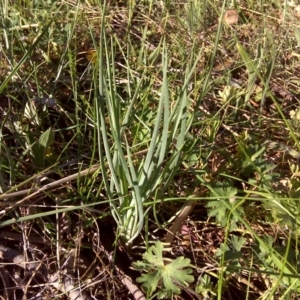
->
[196,274,216,297]
[162,256,194,293]
[136,270,161,296]
[231,235,245,252]
[132,241,194,298]
[143,241,164,267]
[206,181,244,227]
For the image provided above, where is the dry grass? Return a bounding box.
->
[1,1,300,299]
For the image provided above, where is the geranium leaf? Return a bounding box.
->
[132,241,194,298]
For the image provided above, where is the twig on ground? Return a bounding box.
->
[108,254,146,300]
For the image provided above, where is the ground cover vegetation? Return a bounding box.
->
[1,0,300,299]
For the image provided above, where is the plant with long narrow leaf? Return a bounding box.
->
[94,8,195,247]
